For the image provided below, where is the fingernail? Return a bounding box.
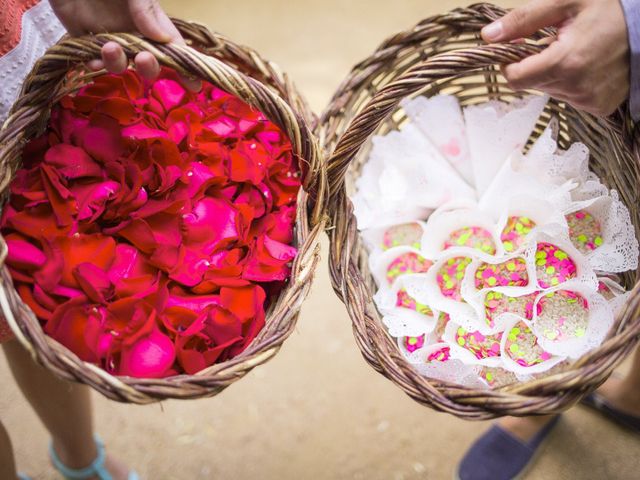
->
[482,21,503,42]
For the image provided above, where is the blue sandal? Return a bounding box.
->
[49,436,139,480]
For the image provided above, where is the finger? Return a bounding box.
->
[502,41,565,90]
[87,59,105,71]
[482,0,573,43]
[101,41,128,73]
[135,50,201,91]
[180,75,202,93]
[128,0,185,45]
[134,51,161,80]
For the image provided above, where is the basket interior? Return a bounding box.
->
[336,31,640,393]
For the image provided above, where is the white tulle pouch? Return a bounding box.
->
[401,95,474,186]
[464,95,549,194]
[442,320,503,367]
[369,246,434,290]
[500,317,567,375]
[478,151,576,214]
[420,208,502,259]
[351,150,432,230]
[521,122,591,186]
[529,282,614,358]
[491,195,569,255]
[564,193,639,273]
[361,221,427,257]
[403,341,486,387]
[402,252,480,332]
[374,275,439,337]
[353,123,476,222]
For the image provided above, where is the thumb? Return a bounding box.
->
[128,0,185,45]
[482,0,573,43]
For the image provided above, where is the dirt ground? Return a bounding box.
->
[2,1,640,479]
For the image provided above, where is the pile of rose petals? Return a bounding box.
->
[0,68,301,378]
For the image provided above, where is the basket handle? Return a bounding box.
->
[325,41,551,200]
[0,25,325,226]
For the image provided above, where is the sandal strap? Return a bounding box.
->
[49,436,111,480]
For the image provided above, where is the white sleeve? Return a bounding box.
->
[0,0,66,123]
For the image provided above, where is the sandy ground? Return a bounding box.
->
[2,0,640,479]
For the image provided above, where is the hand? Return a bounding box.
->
[481,0,629,116]
[50,0,196,88]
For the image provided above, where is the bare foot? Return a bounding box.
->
[498,415,559,443]
[594,375,640,417]
[102,454,132,480]
[52,447,132,480]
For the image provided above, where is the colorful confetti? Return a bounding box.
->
[386,252,433,284]
[433,312,450,341]
[484,291,540,328]
[566,210,603,253]
[501,216,536,252]
[395,288,433,316]
[426,345,451,363]
[437,256,472,300]
[383,222,423,250]
[536,290,589,341]
[454,326,502,360]
[475,257,529,289]
[444,226,496,254]
[535,242,577,288]
[505,321,553,367]
[598,281,616,300]
[403,334,426,353]
[479,367,518,388]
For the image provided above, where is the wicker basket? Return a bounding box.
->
[319,2,640,419]
[0,20,326,404]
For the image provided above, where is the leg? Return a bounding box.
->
[2,340,129,480]
[0,419,18,480]
[594,346,640,416]
[498,414,558,442]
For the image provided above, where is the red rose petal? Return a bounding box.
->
[152,79,186,111]
[44,298,103,363]
[5,234,46,270]
[45,144,102,179]
[122,122,170,140]
[118,327,176,378]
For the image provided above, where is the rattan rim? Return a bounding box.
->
[319,2,640,419]
[0,20,327,403]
